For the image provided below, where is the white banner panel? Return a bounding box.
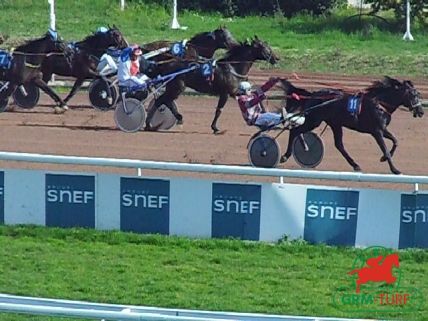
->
[5,169,45,225]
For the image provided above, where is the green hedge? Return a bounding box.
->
[128,0,346,17]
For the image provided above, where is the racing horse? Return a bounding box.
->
[145,36,279,133]
[139,25,238,77]
[279,77,424,174]
[0,29,70,113]
[41,25,128,104]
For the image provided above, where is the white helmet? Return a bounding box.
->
[239,81,252,94]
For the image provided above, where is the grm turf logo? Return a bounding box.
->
[120,177,170,234]
[332,246,423,313]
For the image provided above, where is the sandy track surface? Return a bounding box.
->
[1,71,427,190]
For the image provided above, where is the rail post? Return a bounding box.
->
[403,0,414,41]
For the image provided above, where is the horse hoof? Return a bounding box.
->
[62,105,69,111]
[380,156,387,162]
[280,155,288,163]
[176,119,183,125]
[392,169,401,175]
[353,166,361,172]
[54,107,65,114]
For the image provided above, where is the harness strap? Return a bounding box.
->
[227,64,248,79]
[24,62,40,68]
[376,102,392,115]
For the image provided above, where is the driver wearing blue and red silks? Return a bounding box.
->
[237,77,304,128]
[117,45,150,88]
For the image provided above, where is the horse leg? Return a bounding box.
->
[372,130,400,174]
[145,80,185,130]
[330,125,361,171]
[281,128,300,163]
[211,94,228,134]
[32,78,68,113]
[63,78,85,104]
[280,121,318,163]
[380,128,398,162]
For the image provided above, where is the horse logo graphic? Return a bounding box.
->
[348,253,399,293]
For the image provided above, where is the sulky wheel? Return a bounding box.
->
[0,96,8,112]
[88,78,118,111]
[292,131,324,168]
[13,83,40,109]
[0,81,9,112]
[114,98,146,133]
[146,98,177,131]
[248,134,280,168]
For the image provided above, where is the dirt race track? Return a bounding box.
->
[1,70,428,191]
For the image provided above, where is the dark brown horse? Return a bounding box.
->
[0,29,70,113]
[280,77,424,174]
[139,26,238,78]
[145,36,280,133]
[41,25,128,104]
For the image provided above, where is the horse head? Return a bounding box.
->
[402,80,424,118]
[212,25,238,49]
[368,76,424,118]
[106,25,129,49]
[44,29,68,53]
[250,36,279,65]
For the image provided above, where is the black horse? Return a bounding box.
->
[280,76,424,174]
[0,29,70,113]
[41,25,128,104]
[145,36,279,133]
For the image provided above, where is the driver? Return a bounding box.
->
[117,44,150,88]
[236,77,305,129]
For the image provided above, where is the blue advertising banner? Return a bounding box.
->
[0,171,4,223]
[46,174,95,228]
[304,189,359,246]
[120,178,169,234]
[212,183,261,240]
[399,194,428,249]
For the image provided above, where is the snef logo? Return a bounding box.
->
[304,189,359,246]
[45,174,95,228]
[120,178,170,234]
[332,246,423,313]
[306,202,357,220]
[213,196,260,214]
[122,191,168,209]
[399,194,428,248]
[47,186,94,204]
[211,183,261,240]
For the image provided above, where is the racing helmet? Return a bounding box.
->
[96,26,108,33]
[239,81,252,94]
[131,44,143,56]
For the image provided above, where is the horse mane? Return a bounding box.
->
[76,31,104,48]
[15,34,49,52]
[189,31,213,44]
[218,40,250,62]
[366,76,402,95]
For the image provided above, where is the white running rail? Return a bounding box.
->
[0,294,386,321]
[0,151,427,186]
